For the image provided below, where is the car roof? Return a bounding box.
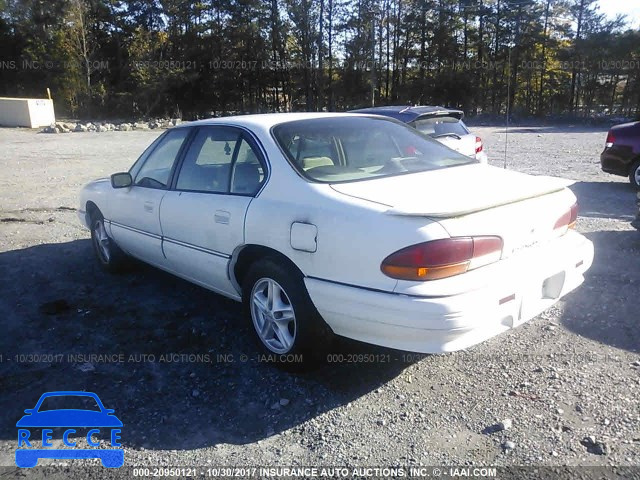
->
[35,391,104,406]
[176,112,375,130]
[39,391,99,398]
[349,105,464,123]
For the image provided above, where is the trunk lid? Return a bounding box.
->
[330,164,576,259]
[330,164,571,217]
[610,120,639,132]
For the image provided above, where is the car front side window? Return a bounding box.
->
[133,128,190,189]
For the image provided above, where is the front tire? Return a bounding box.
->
[90,211,128,273]
[242,257,331,369]
[630,160,640,189]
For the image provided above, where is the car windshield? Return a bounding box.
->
[38,395,101,412]
[412,115,469,137]
[272,116,475,183]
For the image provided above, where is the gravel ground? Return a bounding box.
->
[0,125,639,478]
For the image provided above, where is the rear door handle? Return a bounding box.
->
[144,201,154,213]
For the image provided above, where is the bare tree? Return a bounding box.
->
[63,0,98,113]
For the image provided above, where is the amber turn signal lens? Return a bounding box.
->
[381,262,470,281]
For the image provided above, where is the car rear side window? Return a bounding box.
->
[412,116,469,137]
[231,138,266,195]
[176,127,265,195]
[38,396,101,412]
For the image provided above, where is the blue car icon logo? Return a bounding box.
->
[16,391,123,468]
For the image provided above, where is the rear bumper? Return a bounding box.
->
[600,147,634,176]
[306,230,594,353]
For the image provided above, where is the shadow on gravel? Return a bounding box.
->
[560,230,640,353]
[0,240,412,451]
[569,181,637,221]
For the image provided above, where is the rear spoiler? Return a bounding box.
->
[385,176,575,218]
[414,110,464,121]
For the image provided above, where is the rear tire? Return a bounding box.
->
[242,257,332,370]
[89,210,128,273]
[630,160,640,189]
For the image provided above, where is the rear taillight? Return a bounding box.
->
[381,236,503,281]
[605,131,615,148]
[475,136,483,154]
[554,202,578,233]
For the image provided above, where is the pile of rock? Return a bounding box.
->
[41,118,182,134]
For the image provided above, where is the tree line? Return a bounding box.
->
[1,0,639,120]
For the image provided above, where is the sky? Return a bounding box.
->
[597,0,640,28]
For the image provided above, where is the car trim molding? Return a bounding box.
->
[162,236,230,259]
[108,220,230,259]
[306,275,457,299]
[107,220,162,240]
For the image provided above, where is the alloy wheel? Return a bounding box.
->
[93,219,111,263]
[250,278,297,354]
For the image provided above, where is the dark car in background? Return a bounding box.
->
[600,121,640,188]
[350,105,488,164]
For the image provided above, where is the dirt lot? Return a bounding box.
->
[0,124,639,477]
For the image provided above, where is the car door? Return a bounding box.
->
[108,127,191,267]
[160,126,267,298]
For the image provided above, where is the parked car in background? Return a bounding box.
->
[600,120,640,188]
[349,105,488,164]
[78,113,593,367]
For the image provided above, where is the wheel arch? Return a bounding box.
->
[629,157,640,187]
[85,201,101,224]
[230,244,303,297]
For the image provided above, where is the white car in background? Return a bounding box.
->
[78,113,593,367]
[350,105,488,163]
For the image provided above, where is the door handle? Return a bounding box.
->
[214,210,230,225]
[144,201,154,213]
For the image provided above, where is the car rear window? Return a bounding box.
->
[272,116,475,183]
[412,116,469,137]
[38,395,101,412]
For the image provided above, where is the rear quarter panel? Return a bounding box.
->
[611,121,640,153]
[395,188,578,297]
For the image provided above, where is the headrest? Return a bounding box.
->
[302,156,334,170]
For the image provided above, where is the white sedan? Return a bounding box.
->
[78,113,594,365]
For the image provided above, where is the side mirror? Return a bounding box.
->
[111,172,133,188]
